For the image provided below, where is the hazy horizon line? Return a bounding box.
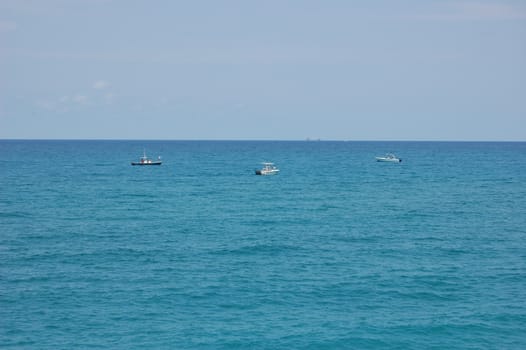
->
[1,138,525,143]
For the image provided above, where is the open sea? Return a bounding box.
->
[1,140,526,349]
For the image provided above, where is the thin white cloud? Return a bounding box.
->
[453,2,526,20]
[412,2,526,21]
[93,80,110,89]
[72,94,88,104]
[0,0,113,17]
[34,88,120,112]
[36,94,84,110]
[35,99,56,111]
[0,20,17,32]
[35,98,69,113]
[104,92,113,104]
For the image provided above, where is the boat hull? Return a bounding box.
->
[255,170,279,175]
[376,157,401,162]
[131,162,162,166]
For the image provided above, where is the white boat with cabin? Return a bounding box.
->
[131,150,162,166]
[255,162,280,175]
[376,153,402,163]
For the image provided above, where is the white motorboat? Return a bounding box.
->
[376,153,402,162]
[131,150,162,166]
[255,162,280,175]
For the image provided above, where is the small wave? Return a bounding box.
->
[334,235,381,243]
[211,243,300,256]
[0,211,32,218]
[382,288,457,302]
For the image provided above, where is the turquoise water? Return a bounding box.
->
[1,140,526,349]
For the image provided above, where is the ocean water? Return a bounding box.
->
[1,140,526,349]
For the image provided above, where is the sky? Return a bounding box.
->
[1,0,525,140]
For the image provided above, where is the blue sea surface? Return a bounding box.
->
[1,140,526,349]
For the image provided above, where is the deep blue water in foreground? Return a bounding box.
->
[1,140,526,349]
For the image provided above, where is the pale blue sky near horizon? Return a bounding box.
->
[1,0,525,140]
